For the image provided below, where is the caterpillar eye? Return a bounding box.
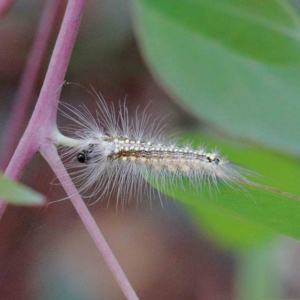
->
[77,153,86,163]
[213,158,220,165]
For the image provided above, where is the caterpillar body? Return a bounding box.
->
[59,96,248,205]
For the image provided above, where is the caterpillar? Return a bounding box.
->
[58,95,248,206]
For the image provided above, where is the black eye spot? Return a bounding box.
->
[77,153,86,163]
[213,158,220,165]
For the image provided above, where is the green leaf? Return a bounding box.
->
[0,173,45,205]
[149,131,300,243]
[188,201,274,250]
[133,0,300,153]
[236,243,283,299]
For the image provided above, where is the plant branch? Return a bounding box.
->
[0,0,13,17]
[40,144,139,300]
[0,0,86,217]
[0,2,140,299]
[1,0,61,169]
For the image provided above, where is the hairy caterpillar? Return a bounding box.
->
[58,95,248,205]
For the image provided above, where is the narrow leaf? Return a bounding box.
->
[0,173,45,205]
[150,132,300,242]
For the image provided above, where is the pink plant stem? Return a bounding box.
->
[1,0,61,169]
[0,0,85,216]
[0,1,140,298]
[41,144,139,300]
[0,0,13,17]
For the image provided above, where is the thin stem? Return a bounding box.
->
[0,0,86,217]
[1,2,140,298]
[55,129,83,148]
[40,144,139,300]
[27,0,86,138]
[1,0,61,169]
[0,0,13,17]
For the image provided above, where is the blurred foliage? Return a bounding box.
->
[133,0,300,250]
[147,131,300,249]
[133,0,300,154]
[0,172,44,205]
[235,242,283,299]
